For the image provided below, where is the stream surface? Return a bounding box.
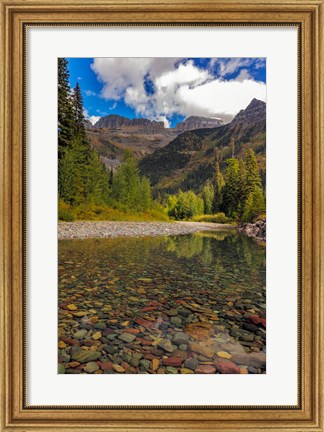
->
[58,230,266,374]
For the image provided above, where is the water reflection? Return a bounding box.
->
[58,231,266,374]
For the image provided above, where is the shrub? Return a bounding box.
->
[192,212,231,224]
[58,200,75,221]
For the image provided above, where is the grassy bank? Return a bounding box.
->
[58,200,169,222]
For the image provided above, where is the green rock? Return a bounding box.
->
[158,339,174,353]
[184,357,198,370]
[58,363,65,374]
[139,359,151,370]
[74,329,88,339]
[84,362,100,373]
[166,366,178,374]
[71,350,101,363]
[166,309,178,316]
[173,332,189,346]
[118,333,136,343]
[171,317,182,327]
[94,322,106,330]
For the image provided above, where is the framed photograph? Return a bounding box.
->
[0,0,323,431]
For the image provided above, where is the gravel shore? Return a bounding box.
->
[58,221,234,240]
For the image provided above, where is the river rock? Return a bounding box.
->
[118,333,136,343]
[71,350,101,363]
[195,365,216,374]
[173,332,189,346]
[157,339,174,353]
[216,359,240,374]
[84,362,99,373]
[184,356,198,370]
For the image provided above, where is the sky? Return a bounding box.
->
[67,57,266,128]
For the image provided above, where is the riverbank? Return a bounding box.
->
[58,221,234,240]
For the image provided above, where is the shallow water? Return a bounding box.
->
[58,231,266,374]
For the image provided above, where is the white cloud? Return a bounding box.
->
[217,58,253,77]
[235,69,251,82]
[85,89,96,96]
[90,58,266,123]
[88,115,101,125]
[83,109,101,125]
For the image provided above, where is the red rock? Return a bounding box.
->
[121,361,130,370]
[134,317,154,329]
[124,328,140,335]
[162,356,183,367]
[63,338,80,346]
[137,338,152,346]
[149,301,159,306]
[141,306,158,312]
[172,350,187,360]
[247,315,266,328]
[143,353,154,360]
[99,361,113,371]
[195,365,216,374]
[216,359,240,374]
[231,352,266,369]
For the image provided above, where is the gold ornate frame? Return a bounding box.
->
[0,0,323,431]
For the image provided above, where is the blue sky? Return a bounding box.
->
[67,57,266,127]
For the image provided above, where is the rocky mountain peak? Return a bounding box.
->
[231,99,266,127]
[175,115,224,132]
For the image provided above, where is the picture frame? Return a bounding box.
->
[0,0,323,430]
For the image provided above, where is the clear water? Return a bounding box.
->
[58,231,266,374]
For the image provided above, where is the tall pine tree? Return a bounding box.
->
[72,82,86,141]
[244,149,262,196]
[212,161,225,213]
[58,58,74,160]
[222,158,241,218]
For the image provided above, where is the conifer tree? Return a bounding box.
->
[222,158,240,218]
[72,82,86,141]
[212,161,225,213]
[58,58,74,160]
[244,149,262,197]
[242,186,265,222]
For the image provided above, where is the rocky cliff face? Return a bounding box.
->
[175,116,224,132]
[94,115,165,133]
[231,98,266,129]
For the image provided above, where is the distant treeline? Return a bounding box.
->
[166,150,265,223]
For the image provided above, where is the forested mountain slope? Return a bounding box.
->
[139,99,266,196]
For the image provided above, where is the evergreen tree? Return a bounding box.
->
[58,137,87,206]
[212,161,225,213]
[139,177,152,211]
[111,151,153,211]
[242,186,265,222]
[58,58,74,160]
[72,82,86,141]
[237,158,247,216]
[222,158,241,218]
[58,60,110,206]
[244,149,262,197]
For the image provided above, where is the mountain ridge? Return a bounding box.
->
[139,98,266,195]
